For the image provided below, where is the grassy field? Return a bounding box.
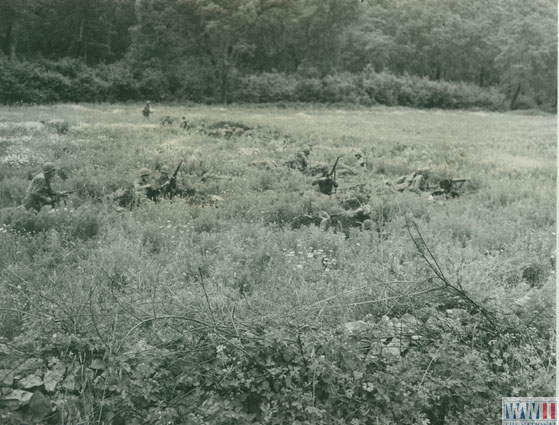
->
[0,104,555,424]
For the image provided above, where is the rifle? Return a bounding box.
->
[50,190,78,207]
[163,160,183,199]
[328,157,340,178]
[436,178,469,194]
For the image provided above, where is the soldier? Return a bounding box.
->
[392,169,430,193]
[160,116,174,126]
[155,166,172,198]
[22,162,61,212]
[180,117,189,129]
[287,148,311,171]
[354,152,366,168]
[134,168,153,204]
[296,148,311,171]
[157,166,170,187]
[312,170,338,195]
[142,101,151,120]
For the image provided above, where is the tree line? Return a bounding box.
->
[0,0,556,109]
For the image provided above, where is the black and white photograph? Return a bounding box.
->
[0,0,556,423]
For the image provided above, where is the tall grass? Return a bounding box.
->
[0,104,555,424]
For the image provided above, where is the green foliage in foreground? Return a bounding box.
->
[0,105,555,424]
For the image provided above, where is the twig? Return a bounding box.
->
[405,218,499,331]
[88,287,110,351]
[302,288,443,310]
[198,267,216,325]
[115,315,212,354]
[417,344,443,392]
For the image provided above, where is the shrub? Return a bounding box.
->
[1,205,101,240]
[170,61,216,101]
[0,176,28,207]
[235,72,297,103]
[70,208,101,240]
[99,61,140,101]
[294,76,323,102]
[0,57,520,108]
[136,67,171,100]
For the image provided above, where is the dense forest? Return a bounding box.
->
[0,0,556,108]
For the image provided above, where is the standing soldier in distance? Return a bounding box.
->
[142,101,151,120]
[22,162,61,212]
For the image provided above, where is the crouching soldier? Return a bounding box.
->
[22,162,61,212]
[134,168,155,205]
[155,166,172,198]
[312,170,338,195]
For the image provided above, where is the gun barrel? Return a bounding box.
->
[329,157,340,177]
[172,160,184,178]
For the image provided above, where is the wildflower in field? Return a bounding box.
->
[362,382,374,392]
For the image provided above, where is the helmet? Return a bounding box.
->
[42,162,56,173]
[139,168,150,177]
[303,148,311,156]
[160,166,170,174]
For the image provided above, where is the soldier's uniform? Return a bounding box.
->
[142,102,151,120]
[134,168,152,205]
[22,162,59,212]
[156,167,172,198]
[312,173,338,195]
[393,169,429,193]
[295,148,311,171]
[354,152,366,168]
[287,148,311,171]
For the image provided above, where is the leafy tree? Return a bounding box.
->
[494,0,557,107]
[0,0,32,59]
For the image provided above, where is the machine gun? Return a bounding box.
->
[432,178,469,197]
[328,156,340,194]
[328,157,340,178]
[438,178,469,192]
[50,190,78,207]
[162,160,183,199]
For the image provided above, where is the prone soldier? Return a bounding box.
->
[160,116,174,126]
[354,151,366,168]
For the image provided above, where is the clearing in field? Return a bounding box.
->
[0,104,555,424]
